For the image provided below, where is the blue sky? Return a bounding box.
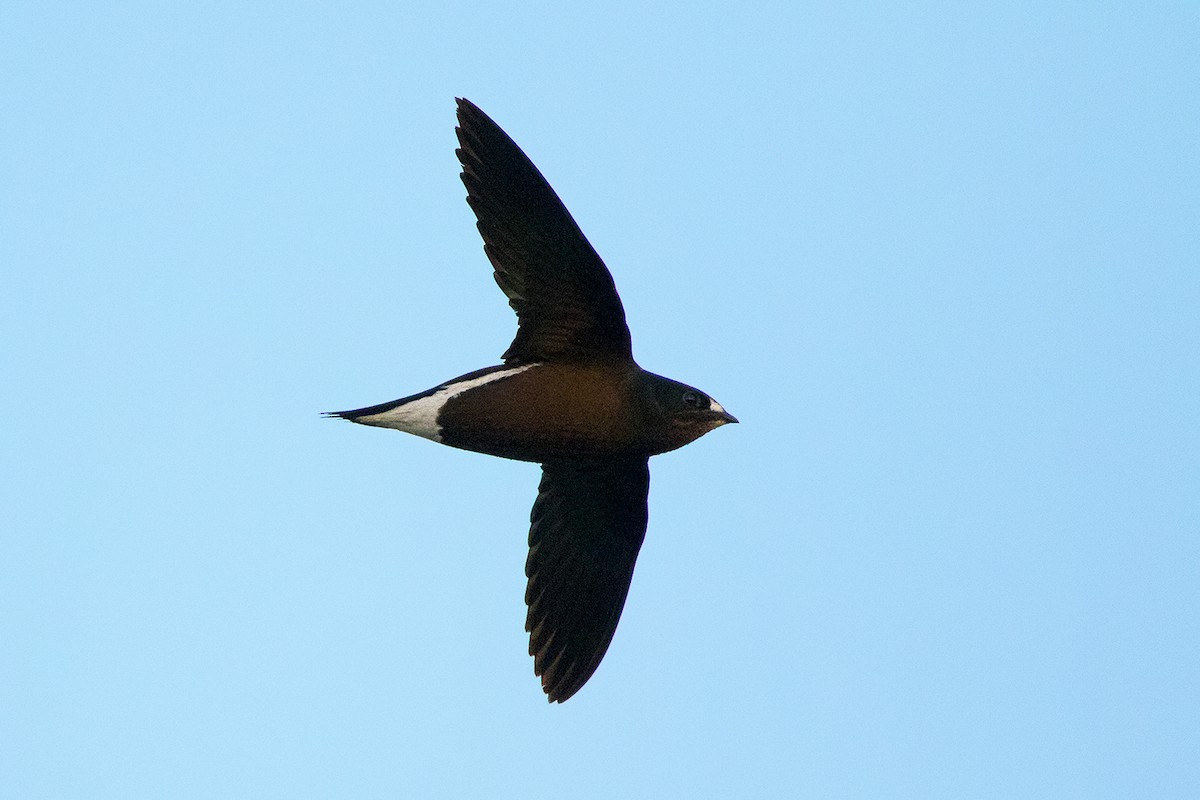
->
[2,2,1197,797]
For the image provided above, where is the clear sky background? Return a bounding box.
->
[2,3,1197,798]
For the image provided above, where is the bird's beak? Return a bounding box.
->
[708,400,737,426]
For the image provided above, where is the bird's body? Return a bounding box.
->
[328,99,735,702]
[344,361,733,462]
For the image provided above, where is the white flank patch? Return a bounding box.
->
[354,364,537,441]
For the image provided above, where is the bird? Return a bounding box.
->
[326,98,737,702]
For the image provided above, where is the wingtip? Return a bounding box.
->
[542,682,574,704]
[455,96,481,122]
[536,655,594,704]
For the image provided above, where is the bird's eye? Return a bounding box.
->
[682,391,703,407]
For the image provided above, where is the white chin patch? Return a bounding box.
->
[710,398,727,414]
[354,364,537,441]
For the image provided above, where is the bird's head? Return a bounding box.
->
[639,371,738,455]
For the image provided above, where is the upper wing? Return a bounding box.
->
[525,458,650,702]
[455,98,634,365]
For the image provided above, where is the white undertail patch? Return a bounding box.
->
[353,364,537,441]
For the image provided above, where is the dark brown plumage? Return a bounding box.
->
[455,99,633,365]
[327,98,736,702]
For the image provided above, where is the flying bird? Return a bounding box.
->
[327,98,736,702]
